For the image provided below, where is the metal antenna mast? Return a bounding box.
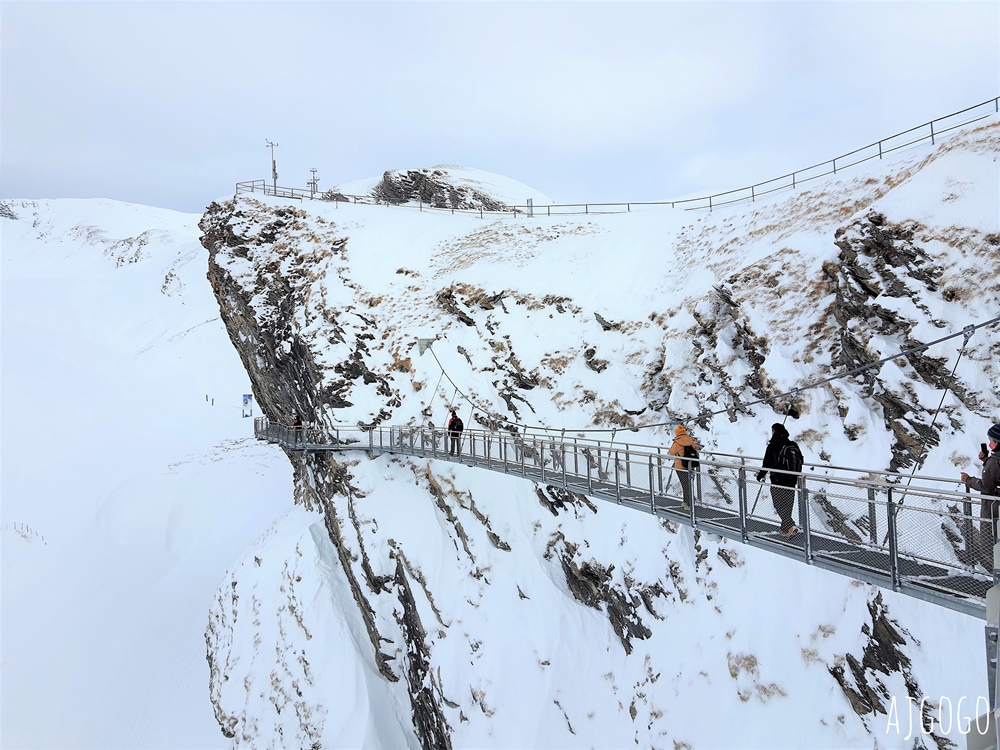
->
[265,140,279,193]
[308,168,319,199]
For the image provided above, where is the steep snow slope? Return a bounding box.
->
[1,200,292,749]
[200,122,999,748]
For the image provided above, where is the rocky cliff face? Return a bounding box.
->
[199,125,998,748]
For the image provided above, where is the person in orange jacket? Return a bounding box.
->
[668,424,700,507]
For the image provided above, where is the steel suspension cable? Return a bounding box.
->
[422,315,999,437]
[881,324,979,544]
[420,315,1000,444]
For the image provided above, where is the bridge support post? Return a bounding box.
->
[614,451,622,503]
[738,468,748,542]
[648,457,655,512]
[971,546,1000,749]
[689,475,697,527]
[886,487,901,591]
[800,477,813,564]
[868,486,878,545]
[587,451,593,494]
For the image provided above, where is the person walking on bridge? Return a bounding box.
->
[757,423,803,537]
[447,410,464,457]
[962,422,1000,568]
[668,424,699,508]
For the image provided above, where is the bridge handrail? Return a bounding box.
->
[236,97,998,217]
[255,419,968,492]
[253,418,990,618]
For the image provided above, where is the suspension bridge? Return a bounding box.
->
[255,417,992,621]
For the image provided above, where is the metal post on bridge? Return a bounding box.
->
[587,451,593,495]
[800,476,812,564]
[614,451,621,503]
[689,472,697,527]
[868,486,878,546]
[738,467,749,542]
[971,541,1000,749]
[648,456,655,512]
[886,487,901,591]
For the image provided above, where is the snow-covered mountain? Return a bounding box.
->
[2,122,998,750]
[196,124,997,748]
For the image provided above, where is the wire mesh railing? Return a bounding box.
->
[236,97,999,217]
[254,418,992,618]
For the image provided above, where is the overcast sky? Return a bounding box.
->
[2,1,998,214]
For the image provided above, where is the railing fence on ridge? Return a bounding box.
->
[236,97,999,218]
[254,417,991,620]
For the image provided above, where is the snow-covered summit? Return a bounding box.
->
[331,163,554,209]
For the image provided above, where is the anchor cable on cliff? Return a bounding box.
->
[419,314,1000,437]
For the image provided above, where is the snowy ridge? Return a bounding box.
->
[197,121,999,748]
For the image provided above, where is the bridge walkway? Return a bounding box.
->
[255,419,990,619]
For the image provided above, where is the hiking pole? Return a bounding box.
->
[750,483,765,517]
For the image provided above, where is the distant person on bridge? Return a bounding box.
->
[291,413,303,446]
[757,423,804,537]
[961,422,1000,568]
[668,425,700,508]
[447,410,464,457]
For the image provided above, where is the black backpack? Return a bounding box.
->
[776,441,803,475]
[681,443,700,471]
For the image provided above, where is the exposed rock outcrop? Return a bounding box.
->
[372,168,510,211]
[825,212,979,470]
[829,593,953,749]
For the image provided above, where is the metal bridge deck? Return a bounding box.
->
[257,421,990,619]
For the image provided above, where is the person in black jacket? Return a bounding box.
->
[447,410,464,456]
[962,422,1000,568]
[756,423,800,536]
